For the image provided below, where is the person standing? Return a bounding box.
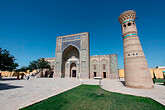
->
[25,73,27,79]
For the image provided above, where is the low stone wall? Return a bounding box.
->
[1,68,165,79]
[0,70,37,77]
[119,68,165,79]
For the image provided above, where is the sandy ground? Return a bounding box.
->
[0,77,164,110]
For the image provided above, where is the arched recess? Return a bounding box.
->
[91,59,98,77]
[92,59,98,70]
[61,45,79,77]
[70,62,77,77]
[101,59,108,78]
[101,59,108,70]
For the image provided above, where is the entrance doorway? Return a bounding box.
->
[94,72,96,77]
[70,62,77,78]
[62,45,79,78]
[72,70,76,77]
[103,72,106,78]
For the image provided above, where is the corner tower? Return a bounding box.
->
[119,10,153,89]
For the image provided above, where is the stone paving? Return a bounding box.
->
[0,77,81,110]
[0,77,164,110]
[101,78,165,106]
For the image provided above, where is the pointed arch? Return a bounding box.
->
[61,45,80,78]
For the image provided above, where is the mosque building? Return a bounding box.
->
[43,32,119,79]
[0,10,164,84]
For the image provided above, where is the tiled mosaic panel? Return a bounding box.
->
[70,61,77,64]
[82,61,85,72]
[110,55,118,74]
[81,50,86,61]
[62,40,81,52]
[82,36,87,49]
[57,38,62,52]
[62,35,81,41]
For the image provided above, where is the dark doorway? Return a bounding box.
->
[103,72,106,78]
[72,70,76,77]
[70,62,76,78]
[94,72,96,77]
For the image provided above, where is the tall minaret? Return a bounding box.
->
[118,10,154,89]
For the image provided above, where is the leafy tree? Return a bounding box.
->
[0,48,19,75]
[14,66,29,80]
[28,58,50,77]
[14,69,21,79]
[28,60,38,72]
[38,58,50,77]
[19,66,28,73]
[19,66,30,79]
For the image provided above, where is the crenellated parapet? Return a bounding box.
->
[119,10,138,38]
[118,10,136,24]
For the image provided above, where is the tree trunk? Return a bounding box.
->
[17,72,19,80]
[41,68,43,77]
[10,72,12,77]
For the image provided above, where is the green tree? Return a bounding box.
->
[38,58,50,77]
[9,63,19,76]
[19,66,28,73]
[14,69,21,79]
[28,59,50,77]
[0,48,19,76]
[28,60,38,72]
[19,66,29,79]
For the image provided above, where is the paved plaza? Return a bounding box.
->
[0,77,81,110]
[102,79,165,106]
[0,77,165,110]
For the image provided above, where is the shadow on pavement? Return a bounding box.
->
[1,77,24,81]
[119,81,125,86]
[2,77,17,81]
[0,83,23,90]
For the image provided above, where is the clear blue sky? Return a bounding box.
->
[0,0,165,69]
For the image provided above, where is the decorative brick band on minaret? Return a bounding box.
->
[119,10,154,89]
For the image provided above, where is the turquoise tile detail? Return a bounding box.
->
[124,33,137,38]
[122,19,134,24]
